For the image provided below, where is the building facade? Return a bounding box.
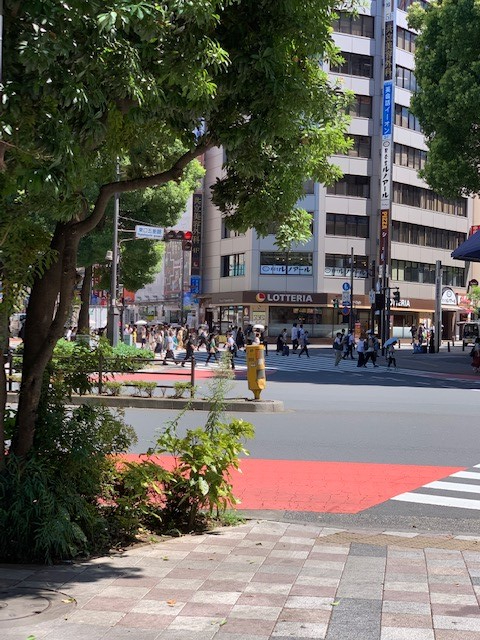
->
[198,0,478,340]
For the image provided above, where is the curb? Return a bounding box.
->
[6,392,284,413]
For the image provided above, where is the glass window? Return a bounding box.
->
[393,182,467,216]
[303,179,315,194]
[397,27,416,53]
[331,52,374,78]
[221,220,245,238]
[325,254,369,278]
[221,254,245,277]
[332,12,374,38]
[260,252,313,276]
[345,135,371,158]
[327,175,371,198]
[348,95,373,118]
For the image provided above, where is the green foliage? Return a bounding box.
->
[467,285,480,315]
[409,0,480,197]
[172,382,197,398]
[128,380,157,397]
[104,381,123,396]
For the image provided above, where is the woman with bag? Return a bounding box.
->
[205,333,219,365]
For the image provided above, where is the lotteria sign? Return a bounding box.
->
[256,292,314,303]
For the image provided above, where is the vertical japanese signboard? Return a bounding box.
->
[380,0,396,276]
[191,193,203,278]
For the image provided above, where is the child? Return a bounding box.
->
[386,343,397,368]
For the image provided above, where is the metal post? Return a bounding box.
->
[349,247,354,332]
[370,259,376,332]
[434,260,442,352]
[180,247,185,324]
[107,160,120,346]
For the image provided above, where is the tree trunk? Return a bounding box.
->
[11,223,81,458]
[0,294,9,471]
[77,265,92,335]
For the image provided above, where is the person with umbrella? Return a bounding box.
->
[384,337,397,369]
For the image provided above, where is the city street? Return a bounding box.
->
[122,345,480,535]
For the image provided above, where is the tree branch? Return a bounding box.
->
[74,139,213,237]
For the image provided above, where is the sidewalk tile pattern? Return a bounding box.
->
[1,521,480,639]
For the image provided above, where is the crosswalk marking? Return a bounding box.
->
[392,493,480,510]
[391,463,480,512]
[423,481,480,494]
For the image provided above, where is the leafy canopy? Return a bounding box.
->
[409,0,480,197]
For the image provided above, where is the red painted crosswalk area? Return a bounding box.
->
[122,455,463,514]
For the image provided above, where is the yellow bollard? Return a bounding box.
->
[246,344,266,400]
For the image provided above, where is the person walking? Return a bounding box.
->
[226,331,237,369]
[298,330,310,358]
[363,333,376,367]
[356,334,366,367]
[181,335,195,367]
[347,330,356,359]
[333,332,343,366]
[291,323,299,352]
[205,333,219,365]
[162,330,177,365]
[236,327,245,351]
[410,324,417,345]
[471,338,480,373]
[386,343,397,368]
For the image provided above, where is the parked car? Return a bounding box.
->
[462,321,480,348]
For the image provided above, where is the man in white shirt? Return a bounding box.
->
[226,332,236,370]
[162,330,177,365]
[291,323,298,351]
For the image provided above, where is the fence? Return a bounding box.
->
[5,352,197,398]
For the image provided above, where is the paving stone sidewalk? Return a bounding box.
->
[2,520,480,640]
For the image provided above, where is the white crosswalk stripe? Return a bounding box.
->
[392,465,480,511]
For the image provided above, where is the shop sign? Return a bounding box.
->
[255,292,314,303]
[441,287,457,306]
[391,298,410,308]
[260,264,312,275]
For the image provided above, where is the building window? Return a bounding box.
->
[303,179,315,194]
[394,104,422,132]
[348,94,373,118]
[325,254,369,278]
[221,253,245,277]
[391,259,465,287]
[330,52,374,78]
[332,12,374,38]
[393,182,467,216]
[345,134,371,158]
[395,65,417,92]
[326,214,369,238]
[327,175,370,198]
[392,221,466,250]
[397,27,417,53]
[221,220,245,239]
[260,252,313,276]
[397,0,428,12]
[394,143,427,171]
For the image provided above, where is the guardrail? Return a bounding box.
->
[5,352,197,398]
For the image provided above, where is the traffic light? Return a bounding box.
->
[393,289,400,304]
[332,298,339,308]
[182,230,193,251]
[375,293,385,310]
[164,229,193,250]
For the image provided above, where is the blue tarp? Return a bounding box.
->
[452,230,480,262]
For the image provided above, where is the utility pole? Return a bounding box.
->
[434,260,442,352]
[349,247,354,332]
[180,249,186,324]
[107,160,120,346]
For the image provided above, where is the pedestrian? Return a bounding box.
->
[291,322,299,352]
[154,328,164,358]
[205,333,219,365]
[371,333,380,367]
[246,325,254,345]
[356,334,366,367]
[162,330,177,365]
[261,326,269,355]
[470,338,480,373]
[298,330,310,358]
[197,327,208,350]
[181,335,195,367]
[333,331,343,366]
[386,343,397,368]
[410,324,417,345]
[276,331,284,355]
[347,330,356,359]
[363,332,377,367]
[341,330,349,359]
[226,331,237,369]
[236,327,245,350]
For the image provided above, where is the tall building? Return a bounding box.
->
[198,0,478,340]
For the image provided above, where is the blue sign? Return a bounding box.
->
[183,292,192,307]
[342,282,351,291]
[190,275,201,295]
[341,307,351,316]
[382,81,393,137]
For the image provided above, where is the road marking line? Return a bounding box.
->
[450,471,480,480]
[392,493,480,510]
[424,481,480,494]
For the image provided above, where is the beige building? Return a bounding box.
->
[198,0,478,340]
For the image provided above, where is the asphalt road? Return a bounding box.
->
[122,345,480,534]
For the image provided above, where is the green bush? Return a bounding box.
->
[103,381,123,396]
[128,381,157,397]
[172,382,197,398]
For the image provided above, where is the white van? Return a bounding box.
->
[462,322,480,348]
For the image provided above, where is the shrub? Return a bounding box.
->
[172,382,197,398]
[128,381,157,397]
[103,381,123,396]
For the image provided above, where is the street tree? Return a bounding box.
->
[1,0,351,459]
[409,0,480,197]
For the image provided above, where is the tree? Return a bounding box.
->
[467,285,480,317]
[1,0,351,459]
[76,159,204,333]
[409,0,480,198]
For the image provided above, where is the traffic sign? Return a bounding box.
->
[369,289,376,304]
[135,225,164,240]
[342,282,351,291]
[341,306,351,316]
[342,290,351,305]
